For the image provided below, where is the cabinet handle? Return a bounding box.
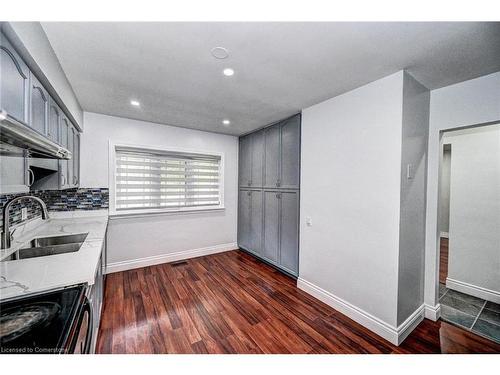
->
[276,193,281,199]
[248,180,252,186]
[28,169,35,187]
[61,174,66,186]
[247,191,251,196]
[276,179,281,187]
[73,175,77,184]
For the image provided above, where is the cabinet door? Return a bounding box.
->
[73,130,80,186]
[251,130,264,187]
[264,125,281,188]
[262,191,280,263]
[279,191,299,275]
[67,125,75,187]
[238,190,252,251]
[249,190,263,255]
[29,73,49,135]
[59,116,69,188]
[47,97,60,144]
[280,115,301,189]
[0,34,29,123]
[0,155,28,194]
[239,135,252,187]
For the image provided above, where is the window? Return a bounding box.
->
[111,144,223,215]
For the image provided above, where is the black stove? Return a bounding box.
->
[0,285,85,354]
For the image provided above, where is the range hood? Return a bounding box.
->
[0,109,72,160]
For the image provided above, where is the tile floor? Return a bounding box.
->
[439,284,500,344]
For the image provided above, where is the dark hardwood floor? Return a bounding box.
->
[96,250,500,354]
[440,237,449,285]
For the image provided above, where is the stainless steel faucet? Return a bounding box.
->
[1,196,50,249]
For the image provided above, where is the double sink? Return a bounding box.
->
[3,233,88,261]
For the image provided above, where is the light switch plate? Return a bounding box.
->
[406,164,413,179]
[21,207,28,220]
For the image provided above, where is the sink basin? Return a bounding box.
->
[2,233,88,261]
[25,233,88,248]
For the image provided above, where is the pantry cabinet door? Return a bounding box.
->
[249,190,263,255]
[279,191,299,275]
[264,124,281,188]
[251,130,264,187]
[238,190,252,251]
[239,135,252,187]
[262,191,280,264]
[280,115,300,189]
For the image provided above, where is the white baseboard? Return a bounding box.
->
[106,242,238,274]
[424,303,441,321]
[440,232,449,239]
[297,278,424,346]
[446,277,500,304]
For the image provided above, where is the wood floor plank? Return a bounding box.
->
[96,250,500,354]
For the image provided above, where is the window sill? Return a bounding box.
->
[109,206,226,220]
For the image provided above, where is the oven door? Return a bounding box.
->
[68,296,93,354]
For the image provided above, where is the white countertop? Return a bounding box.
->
[0,210,109,301]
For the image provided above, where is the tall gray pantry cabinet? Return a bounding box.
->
[238,114,300,276]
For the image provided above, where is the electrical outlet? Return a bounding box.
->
[306,217,313,227]
[21,207,28,221]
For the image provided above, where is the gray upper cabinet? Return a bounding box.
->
[280,115,301,189]
[48,97,61,144]
[279,191,299,275]
[251,130,264,187]
[29,73,49,135]
[239,135,252,187]
[67,124,75,186]
[0,35,29,124]
[0,31,81,194]
[59,116,70,188]
[73,130,80,186]
[264,125,281,188]
[262,191,280,263]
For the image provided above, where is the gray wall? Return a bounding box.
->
[439,148,451,234]
[445,125,500,302]
[396,72,430,325]
[300,71,404,328]
[425,71,500,308]
[81,112,238,269]
[1,22,83,129]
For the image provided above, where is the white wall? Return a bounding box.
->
[438,148,451,235]
[81,112,238,269]
[299,72,404,328]
[445,126,500,302]
[425,71,500,308]
[2,22,83,129]
[396,72,429,325]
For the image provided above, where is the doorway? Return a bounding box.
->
[437,124,500,344]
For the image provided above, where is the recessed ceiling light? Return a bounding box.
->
[130,100,140,106]
[222,119,231,126]
[211,47,229,59]
[223,68,234,77]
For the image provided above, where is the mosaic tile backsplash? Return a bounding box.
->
[0,188,109,232]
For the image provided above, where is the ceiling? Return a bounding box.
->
[41,22,500,136]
